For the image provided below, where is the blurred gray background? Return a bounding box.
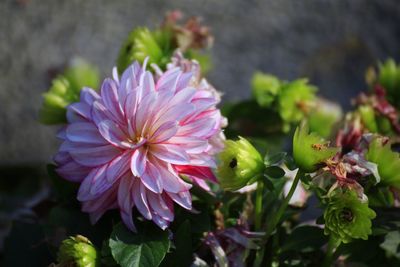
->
[1,0,400,165]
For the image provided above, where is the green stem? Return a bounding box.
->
[262,169,304,243]
[255,180,264,230]
[322,236,338,267]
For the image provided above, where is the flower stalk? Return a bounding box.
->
[263,169,304,242]
[254,180,264,230]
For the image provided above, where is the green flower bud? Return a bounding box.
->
[366,137,400,188]
[251,72,281,108]
[324,190,376,243]
[217,137,264,191]
[378,59,400,107]
[63,58,100,95]
[57,235,98,267]
[39,59,100,125]
[293,122,338,172]
[117,27,172,72]
[308,98,342,138]
[358,105,378,133]
[39,77,70,124]
[278,78,316,125]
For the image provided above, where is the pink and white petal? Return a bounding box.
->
[53,151,69,165]
[67,102,92,123]
[177,117,217,138]
[106,151,131,183]
[100,78,124,123]
[77,167,106,201]
[140,71,156,93]
[191,177,211,191]
[91,101,110,125]
[118,175,136,232]
[168,87,196,107]
[156,67,181,92]
[140,161,163,193]
[82,184,118,223]
[183,98,217,123]
[175,72,193,92]
[123,89,138,121]
[130,147,147,177]
[120,61,143,100]
[149,121,178,144]
[57,160,91,183]
[151,158,191,193]
[175,165,218,183]
[135,92,157,135]
[167,191,192,210]
[152,214,170,230]
[155,103,196,127]
[167,136,208,154]
[147,191,174,221]
[112,67,119,85]
[98,120,131,148]
[132,180,152,220]
[80,87,100,105]
[56,127,67,140]
[150,144,190,165]
[66,122,107,144]
[189,153,217,168]
[89,164,113,196]
[70,144,120,167]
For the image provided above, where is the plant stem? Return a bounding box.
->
[255,180,264,230]
[262,169,303,243]
[322,236,338,267]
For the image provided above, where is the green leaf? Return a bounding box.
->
[264,152,287,166]
[109,222,170,267]
[264,166,285,179]
[263,175,275,191]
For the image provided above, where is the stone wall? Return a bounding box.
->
[1,0,400,164]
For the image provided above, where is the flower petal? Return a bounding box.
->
[118,175,136,232]
[98,120,131,148]
[131,147,147,177]
[149,121,178,144]
[70,144,120,167]
[167,191,192,210]
[141,161,163,193]
[66,122,106,144]
[151,144,190,165]
[132,179,152,220]
[106,151,131,183]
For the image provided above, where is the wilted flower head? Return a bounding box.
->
[57,235,98,267]
[293,122,338,173]
[216,137,264,191]
[54,58,225,231]
[323,189,376,243]
[202,220,263,267]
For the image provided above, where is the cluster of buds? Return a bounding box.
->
[39,59,99,125]
[117,10,213,73]
[251,73,341,135]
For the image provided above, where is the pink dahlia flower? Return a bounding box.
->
[54,58,225,231]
